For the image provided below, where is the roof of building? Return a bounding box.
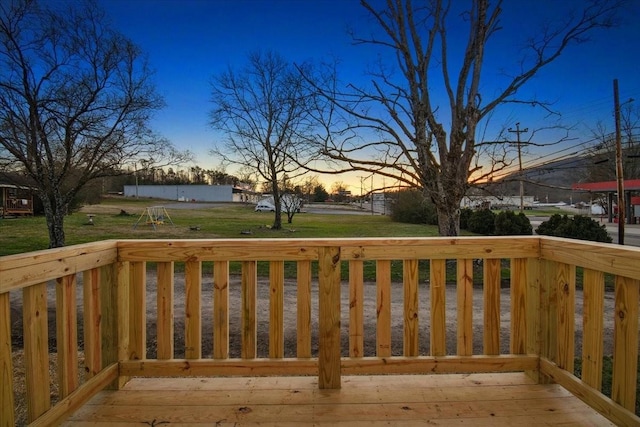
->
[571,179,640,192]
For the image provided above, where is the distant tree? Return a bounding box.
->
[210,51,320,230]
[313,184,329,202]
[305,0,624,236]
[330,181,350,202]
[0,0,187,247]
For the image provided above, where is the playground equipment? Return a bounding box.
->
[133,206,174,230]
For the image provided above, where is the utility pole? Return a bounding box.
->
[508,122,528,211]
[614,79,625,245]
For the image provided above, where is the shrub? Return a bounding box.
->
[390,189,438,225]
[536,214,612,243]
[467,208,496,235]
[494,210,532,235]
[459,208,473,230]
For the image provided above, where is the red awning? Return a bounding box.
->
[571,179,640,192]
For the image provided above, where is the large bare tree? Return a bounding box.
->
[308,0,623,235]
[210,51,319,230]
[0,0,180,247]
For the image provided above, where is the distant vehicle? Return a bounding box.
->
[254,194,302,213]
[255,201,275,212]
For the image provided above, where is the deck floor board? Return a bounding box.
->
[63,373,615,426]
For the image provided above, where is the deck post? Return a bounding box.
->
[318,246,341,389]
[101,261,130,389]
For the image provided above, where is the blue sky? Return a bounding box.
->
[100,0,640,190]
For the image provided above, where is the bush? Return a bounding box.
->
[467,208,496,235]
[390,189,438,225]
[536,214,612,243]
[494,210,532,235]
[459,208,473,230]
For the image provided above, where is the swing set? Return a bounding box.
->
[133,206,174,230]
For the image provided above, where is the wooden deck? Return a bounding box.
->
[64,373,614,426]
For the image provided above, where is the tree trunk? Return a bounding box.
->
[41,195,67,248]
[436,204,461,236]
[272,185,282,230]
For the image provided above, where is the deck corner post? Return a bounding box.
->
[318,245,341,389]
[101,261,130,389]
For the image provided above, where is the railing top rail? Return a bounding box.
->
[0,240,118,293]
[115,236,540,262]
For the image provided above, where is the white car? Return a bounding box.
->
[255,203,275,212]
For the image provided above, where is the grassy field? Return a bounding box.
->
[0,197,442,256]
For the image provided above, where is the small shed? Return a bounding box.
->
[0,183,34,218]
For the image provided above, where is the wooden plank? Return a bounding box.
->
[116,261,130,388]
[56,274,79,398]
[297,260,312,358]
[483,258,501,355]
[318,246,341,389]
[82,268,101,379]
[100,263,118,380]
[376,260,391,357]
[241,261,257,359]
[128,261,146,360]
[540,237,640,280]
[184,261,202,359]
[525,257,542,381]
[612,276,639,412]
[156,262,174,360]
[23,282,50,421]
[0,292,14,427]
[115,236,540,263]
[268,260,284,359]
[214,260,229,359]
[29,364,118,427]
[556,262,575,372]
[510,258,527,354]
[120,358,318,377]
[539,260,557,365]
[342,355,539,375]
[457,259,473,356]
[349,260,364,358]
[581,268,604,389]
[430,259,446,356]
[541,358,640,427]
[0,242,118,292]
[403,259,419,356]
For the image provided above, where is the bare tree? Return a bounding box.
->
[307,0,623,235]
[210,51,320,230]
[0,0,185,247]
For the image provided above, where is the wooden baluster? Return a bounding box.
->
[268,261,284,359]
[56,274,78,398]
[297,260,312,358]
[349,260,364,358]
[612,276,639,411]
[23,282,50,421]
[510,258,527,354]
[156,262,174,360]
[376,260,391,357]
[483,258,501,355]
[0,292,15,426]
[403,259,419,357]
[318,246,341,389]
[430,259,446,356]
[457,259,473,356]
[129,261,146,360]
[581,268,604,389]
[556,262,575,372]
[185,261,202,359]
[241,261,257,359]
[214,260,229,359]
[83,268,102,379]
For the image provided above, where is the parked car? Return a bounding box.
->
[255,201,276,212]
[254,194,302,213]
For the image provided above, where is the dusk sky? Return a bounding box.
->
[100,0,640,190]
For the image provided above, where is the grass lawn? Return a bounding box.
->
[0,197,442,256]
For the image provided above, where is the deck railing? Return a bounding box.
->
[1,237,639,426]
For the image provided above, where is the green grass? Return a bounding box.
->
[0,198,440,256]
